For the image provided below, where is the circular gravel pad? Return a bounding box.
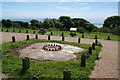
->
[18,42,84,61]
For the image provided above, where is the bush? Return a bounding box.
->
[100,27,111,33]
[48,27,60,31]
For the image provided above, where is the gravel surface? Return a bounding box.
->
[0,32,119,79]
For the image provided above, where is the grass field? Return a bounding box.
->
[1,27,119,41]
[2,39,102,79]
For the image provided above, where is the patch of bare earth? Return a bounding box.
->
[18,42,84,61]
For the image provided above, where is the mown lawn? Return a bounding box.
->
[2,39,102,79]
[1,27,119,41]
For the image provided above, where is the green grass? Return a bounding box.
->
[1,27,119,41]
[2,39,102,79]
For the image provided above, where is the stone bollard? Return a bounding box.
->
[63,69,71,80]
[51,32,53,35]
[92,43,95,50]
[33,31,35,34]
[81,54,86,67]
[78,38,81,43]
[61,33,64,36]
[26,30,28,33]
[48,35,51,40]
[62,36,65,41]
[89,47,92,55]
[95,39,98,45]
[19,30,21,33]
[26,35,29,40]
[12,36,16,42]
[107,35,110,40]
[22,57,30,71]
[95,35,97,39]
[35,34,38,39]
[82,33,84,38]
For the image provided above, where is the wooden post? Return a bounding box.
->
[12,36,15,42]
[61,33,64,36]
[82,33,84,38]
[19,30,21,33]
[62,36,65,41]
[51,32,53,35]
[95,39,98,45]
[35,34,38,39]
[78,38,81,43]
[22,57,30,71]
[26,35,29,40]
[95,35,97,39]
[33,31,35,34]
[107,35,110,40]
[89,47,92,55]
[81,54,86,67]
[48,35,50,40]
[92,43,95,50]
[63,69,71,80]
[26,30,28,33]
[13,29,15,32]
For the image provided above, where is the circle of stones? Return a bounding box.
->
[43,44,62,51]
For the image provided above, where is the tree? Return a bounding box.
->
[2,19,12,28]
[103,16,120,28]
[59,16,72,30]
[30,20,39,26]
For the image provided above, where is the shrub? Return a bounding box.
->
[77,27,86,33]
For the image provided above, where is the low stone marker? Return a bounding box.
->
[81,54,86,67]
[62,36,65,41]
[92,43,95,50]
[26,35,29,40]
[35,34,38,39]
[22,57,30,71]
[82,33,84,38]
[89,47,92,55]
[48,35,51,40]
[12,36,15,42]
[78,38,81,43]
[63,69,71,80]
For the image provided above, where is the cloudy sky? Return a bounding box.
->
[1,0,119,23]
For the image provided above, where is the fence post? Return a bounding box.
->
[19,30,21,33]
[33,31,35,34]
[12,36,15,42]
[95,35,97,39]
[63,69,71,80]
[62,36,65,41]
[78,38,81,43]
[61,33,64,36]
[50,32,53,35]
[107,35,110,40]
[81,54,86,67]
[89,47,92,55]
[22,57,30,71]
[48,35,51,40]
[26,35,29,40]
[35,34,38,39]
[95,39,98,45]
[82,33,84,38]
[92,43,95,50]
[13,29,15,32]
[26,30,28,33]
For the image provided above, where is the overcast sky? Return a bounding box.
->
[1,0,119,23]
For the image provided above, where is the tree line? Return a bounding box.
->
[1,16,120,35]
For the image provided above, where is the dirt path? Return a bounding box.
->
[0,32,119,79]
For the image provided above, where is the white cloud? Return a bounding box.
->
[56,6,70,10]
[0,9,16,12]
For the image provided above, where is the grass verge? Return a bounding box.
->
[2,39,102,79]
